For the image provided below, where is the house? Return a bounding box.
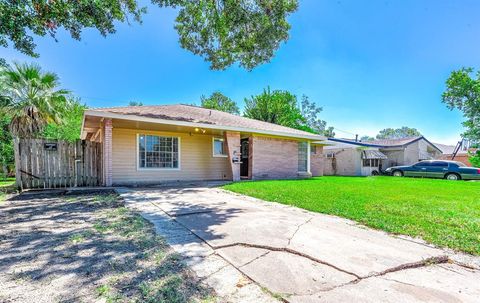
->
[81,104,326,186]
[323,136,443,176]
[435,139,478,167]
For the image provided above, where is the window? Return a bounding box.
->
[326,152,335,158]
[414,161,431,167]
[431,161,448,167]
[362,159,380,167]
[138,134,179,169]
[311,146,317,154]
[213,137,227,157]
[298,142,308,172]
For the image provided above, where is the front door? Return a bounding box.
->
[240,138,249,178]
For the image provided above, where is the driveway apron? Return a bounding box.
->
[118,186,480,303]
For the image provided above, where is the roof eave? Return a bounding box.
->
[83,110,325,141]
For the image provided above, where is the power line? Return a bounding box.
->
[333,127,357,137]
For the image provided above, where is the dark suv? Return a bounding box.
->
[384,160,480,181]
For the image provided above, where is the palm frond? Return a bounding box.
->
[0,62,70,138]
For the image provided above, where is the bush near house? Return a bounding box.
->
[224,176,480,255]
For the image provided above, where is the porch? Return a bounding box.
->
[82,114,323,187]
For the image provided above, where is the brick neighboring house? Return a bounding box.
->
[81,104,326,186]
[435,141,477,167]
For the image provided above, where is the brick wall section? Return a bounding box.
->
[251,136,300,180]
[103,119,113,186]
[224,131,241,181]
[311,146,324,177]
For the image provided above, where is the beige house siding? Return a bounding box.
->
[323,148,361,176]
[403,141,419,164]
[111,128,231,185]
[382,149,405,168]
[251,136,301,180]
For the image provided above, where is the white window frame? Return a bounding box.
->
[136,134,181,171]
[298,141,311,173]
[212,137,228,158]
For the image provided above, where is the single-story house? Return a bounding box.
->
[323,136,443,176]
[81,104,326,186]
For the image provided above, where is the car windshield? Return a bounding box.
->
[455,162,467,167]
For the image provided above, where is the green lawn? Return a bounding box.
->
[223,176,480,255]
[0,178,15,187]
[0,178,16,202]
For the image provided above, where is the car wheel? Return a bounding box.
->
[392,170,403,177]
[445,173,460,181]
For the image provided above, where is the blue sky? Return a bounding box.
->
[3,0,480,144]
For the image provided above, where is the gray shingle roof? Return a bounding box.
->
[89,104,324,139]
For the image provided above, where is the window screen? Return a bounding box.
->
[139,135,179,168]
[213,138,226,156]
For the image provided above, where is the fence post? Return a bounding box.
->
[13,137,22,190]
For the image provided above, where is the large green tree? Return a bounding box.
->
[376,127,421,140]
[244,88,332,135]
[128,101,144,106]
[1,0,298,70]
[300,95,332,136]
[244,87,305,130]
[0,62,70,138]
[43,98,86,142]
[442,67,480,165]
[201,91,240,115]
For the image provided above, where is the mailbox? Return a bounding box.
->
[44,142,58,151]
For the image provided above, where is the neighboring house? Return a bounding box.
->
[81,104,326,186]
[435,140,477,167]
[323,136,442,176]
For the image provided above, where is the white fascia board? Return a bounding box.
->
[80,114,87,139]
[83,110,326,141]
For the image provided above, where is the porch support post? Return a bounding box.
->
[307,141,311,174]
[103,119,113,187]
[224,131,241,182]
[13,137,22,190]
[248,136,253,179]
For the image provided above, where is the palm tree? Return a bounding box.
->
[0,62,70,138]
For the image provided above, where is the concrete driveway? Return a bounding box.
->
[118,185,480,303]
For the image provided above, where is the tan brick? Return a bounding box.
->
[251,136,302,180]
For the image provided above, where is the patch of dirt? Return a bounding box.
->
[0,191,214,303]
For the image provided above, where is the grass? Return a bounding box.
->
[0,177,16,202]
[223,176,480,255]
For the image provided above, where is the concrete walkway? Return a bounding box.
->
[117,186,480,303]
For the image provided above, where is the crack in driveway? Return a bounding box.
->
[287,217,313,246]
[120,189,465,302]
[213,242,362,279]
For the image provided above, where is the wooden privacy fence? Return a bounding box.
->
[14,138,103,190]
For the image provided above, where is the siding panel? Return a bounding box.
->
[112,128,231,185]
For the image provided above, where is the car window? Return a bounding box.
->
[414,161,431,167]
[455,162,467,167]
[432,161,448,167]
